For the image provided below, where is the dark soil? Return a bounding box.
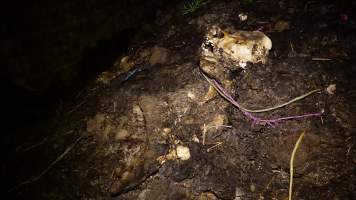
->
[4,0,356,199]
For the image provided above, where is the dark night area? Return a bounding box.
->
[1,0,356,199]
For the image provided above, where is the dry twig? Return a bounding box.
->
[207,142,223,152]
[312,57,332,61]
[10,135,84,192]
[201,72,323,127]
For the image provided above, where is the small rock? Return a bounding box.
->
[139,48,151,59]
[326,84,336,95]
[238,13,248,21]
[234,187,245,200]
[115,129,130,140]
[192,134,200,143]
[86,113,106,133]
[96,71,115,84]
[149,46,169,65]
[176,145,191,160]
[163,127,172,134]
[187,91,196,100]
[138,189,151,200]
[162,127,172,137]
[198,192,218,200]
[207,114,227,128]
[165,149,177,160]
[250,184,256,192]
[119,56,135,71]
[202,85,218,102]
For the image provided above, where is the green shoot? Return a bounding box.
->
[182,0,207,15]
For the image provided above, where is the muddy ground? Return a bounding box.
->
[4,0,356,199]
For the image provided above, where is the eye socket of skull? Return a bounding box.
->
[204,42,214,52]
[211,29,224,39]
[216,30,224,38]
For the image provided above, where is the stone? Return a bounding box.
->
[149,46,169,65]
[176,145,191,160]
[115,129,130,141]
[86,113,106,133]
[119,56,135,71]
[326,84,336,95]
[198,192,218,200]
[238,13,248,21]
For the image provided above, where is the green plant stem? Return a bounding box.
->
[289,131,305,200]
[242,89,321,113]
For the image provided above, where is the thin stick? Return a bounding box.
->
[207,142,223,152]
[289,131,305,200]
[243,89,320,113]
[201,72,323,126]
[68,100,86,114]
[202,124,232,145]
[207,125,232,129]
[23,130,74,152]
[201,72,320,113]
[312,57,332,61]
[10,135,84,192]
[202,124,207,145]
[259,175,275,200]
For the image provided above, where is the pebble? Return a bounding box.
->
[176,145,191,160]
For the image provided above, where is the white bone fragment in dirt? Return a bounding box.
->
[203,27,272,68]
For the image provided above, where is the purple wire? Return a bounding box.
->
[211,79,323,127]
